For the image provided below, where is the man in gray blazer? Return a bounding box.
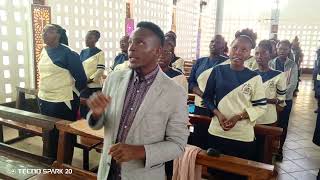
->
[269,39,298,161]
[86,21,189,180]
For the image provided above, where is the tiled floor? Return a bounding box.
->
[2,75,320,179]
[276,75,320,180]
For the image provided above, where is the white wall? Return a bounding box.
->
[278,0,320,68]
[0,0,33,103]
[175,0,200,60]
[199,0,217,58]
[48,0,126,68]
[222,0,272,49]
[133,0,172,33]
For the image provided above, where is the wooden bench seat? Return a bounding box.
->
[56,120,104,171]
[196,150,276,180]
[78,98,105,152]
[74,137,103,170]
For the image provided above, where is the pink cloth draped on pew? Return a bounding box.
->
[173,145,202,180]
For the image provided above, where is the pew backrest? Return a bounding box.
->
[184,60,195,77]
[196,150,276,180]
[0,106,61,130]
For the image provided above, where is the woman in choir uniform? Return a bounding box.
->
[159,37,188,180]
[188,34,228,150]
[38,24,87,161]
[222,29,258,70]
[79,30,105,118]
[164,31,185,73]
[203,29,266,179]
[254,40,287,161]
[111,35,129,70]
[158,38,188,92]
[189,34,228,116]
[255,40,287,125]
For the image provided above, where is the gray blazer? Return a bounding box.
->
[87,68,189,180]
[269,57,298,100]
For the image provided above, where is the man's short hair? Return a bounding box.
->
[137,21,165,47]
[277,40,291,48]
[88,30,101,40]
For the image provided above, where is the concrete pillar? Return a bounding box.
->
[215,0,224,35]
[270,0,280,39]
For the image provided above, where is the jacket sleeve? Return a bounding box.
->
[268,59,276,69]
[173,75,188,93]
[188,60,200,91]
[89,51,106,83]
[202,68,217,112]
[286,63,299,99]
[245,76,267,122]
[144,87,189,168]
[172,58,185,73]
[87,72,113,130]
[66,50,87,92]
[276,72,287,107]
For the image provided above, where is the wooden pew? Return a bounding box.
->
[184,60,194,77]
[15,87,38,112]
[196,150,276,180]
[78,98,104,170]
[0,106,61,160]
[29,120,100,179]
[254,124,283,163]
[189,114,283,164]
[55,120,103,171]
[188,94,195,103]
[28,161,97,180]
[10,87,103,170]
[75,135,103,170]
[0,87,40,144]
[55,116,276,179]
[0,142,51,179]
